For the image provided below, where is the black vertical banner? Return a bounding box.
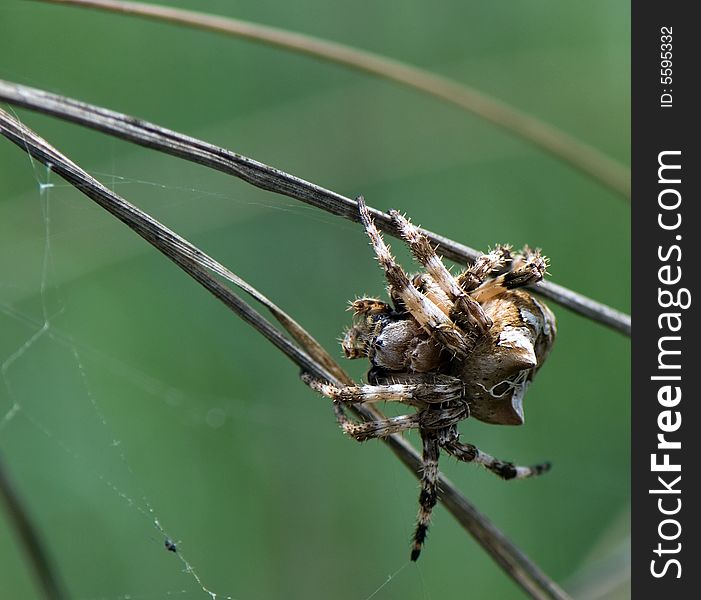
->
[632,2,699,598]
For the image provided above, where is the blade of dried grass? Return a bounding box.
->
[0,106,570,600]
[0,453,66,600]
[36,0,630,200]
[0,79,631,337]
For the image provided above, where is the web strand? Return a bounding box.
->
[1,154,235,599]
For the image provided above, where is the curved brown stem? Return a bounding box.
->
[36,0,630,200]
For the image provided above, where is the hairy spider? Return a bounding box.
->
[303,197,556,561]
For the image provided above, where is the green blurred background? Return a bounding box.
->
[0,1,630,598]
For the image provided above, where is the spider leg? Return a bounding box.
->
[442,440,551,480]
[342,413,423,441]
[411,429,440,561]
[390,210,464,301]
[356,198,469,357]
[302,373,465,441]
[456,244,513,292]
[302,374,463,406]
[348,297,393,315]
[471,247,548,304]
[412,273,452,315]
[391,210,491,335]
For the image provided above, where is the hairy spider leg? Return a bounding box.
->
[390,210,464,300]
[456,244,513,292]
[302,373,465,441]
[356,198,470,357]
[303,376,463,406]
[343,414,423,441]
[348,297,393,315]
[411,431,440,561]
[442,440,551,480]
[411,273,452,315]
[391,210,491,335]
[471,247,548,304]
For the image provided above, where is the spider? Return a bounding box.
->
[303,197,556,561]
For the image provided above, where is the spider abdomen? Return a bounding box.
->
[454,290,556,425]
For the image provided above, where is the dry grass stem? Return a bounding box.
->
[0,453,66,600]
[0,80,631,337]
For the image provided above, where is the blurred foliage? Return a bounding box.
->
[0,1,629,598]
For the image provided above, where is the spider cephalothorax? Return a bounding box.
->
[304,197,556,560]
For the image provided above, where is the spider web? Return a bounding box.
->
[0,138,418,600]
[0,157,237,599]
